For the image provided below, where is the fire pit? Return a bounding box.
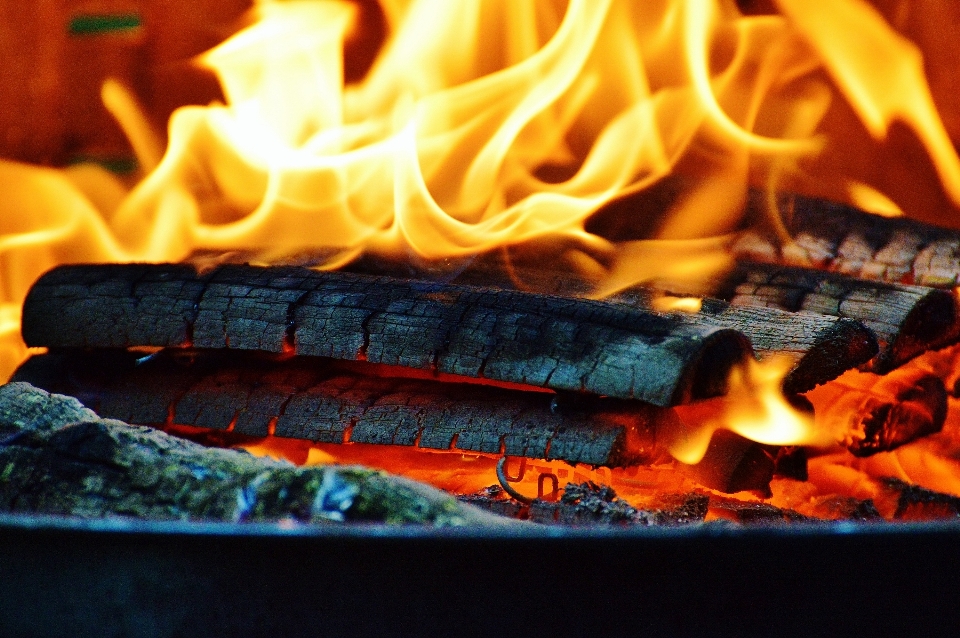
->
[4,0,960,634]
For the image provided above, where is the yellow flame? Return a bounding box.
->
[775,0,960,207]
[2,0,960,430]
[666,355,828,464]
[650,294,703,314]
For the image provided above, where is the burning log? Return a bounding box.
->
[734,193,960,288]
[0,382,507,526]
[13,349,671,468]
[716,264,958,372]
[21,263,755,407]
[610,293,877,394]
[806,366,948,456]
[448,255,880,392]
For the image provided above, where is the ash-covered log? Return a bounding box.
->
[22,264,754,407]
[715,264,958,373]
[0,383,507,526]
[13,349,673,467]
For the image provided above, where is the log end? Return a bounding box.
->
[876,288,960,373]
[782,318,878,395]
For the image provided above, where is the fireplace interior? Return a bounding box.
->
[3,0,960,635]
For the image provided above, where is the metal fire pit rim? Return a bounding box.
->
[4,512,960,638]
[4,511,960,541]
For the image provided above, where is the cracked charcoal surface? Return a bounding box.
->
[22,264,753,406]
[14,349,669,467]
[733,193,960,289]
[715,264,958,373]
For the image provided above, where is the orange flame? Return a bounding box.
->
[2,0,960,456]
[667,355,826,464]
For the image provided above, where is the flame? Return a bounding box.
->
[650,294,703,314]
[2,0,960,470]
[667,355,826,464]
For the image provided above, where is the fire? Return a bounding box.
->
[4,0,960,506]
[667,355,825,464]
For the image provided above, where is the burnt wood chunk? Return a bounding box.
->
[13,349,672,467]
[734,192,960,287]
[607,291,877,394]
[715,264,958,372]
[0,382,508,526]
[809,366,948,456]
[19,263,207,348]
[447,257,879,392]
[679,430,778,497]
[22,264,753,406]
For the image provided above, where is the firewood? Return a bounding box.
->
[734,193,960,287]
[679,429,778,496]
[22,263,755,407]
[807,366,948,456]
[0,382,510,526]
[13,349,673,468]
[447,256,880,393]
[715,264,958,373]
[606,292,877,394]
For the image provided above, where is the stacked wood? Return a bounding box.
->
[0,382,507,526]
[734,193,960,288]
[713,264,958,373]
[443,253,882,392]
[12,349,671,468]
[22,263,757,407]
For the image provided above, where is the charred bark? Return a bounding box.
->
[13,349,673,467]
[446,255,880,392]
[715,264,958,373]
[734,192,960,288]
[22,264,753,407]
[0,382,508,526]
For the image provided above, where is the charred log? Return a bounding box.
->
[734,192,960,288]
[448,255,880,392]
[712,264,959,373]
[0,382,507,526]
[22,263,754,407]
[679,429,781,497]
[809,366,948,456]
[13,348,673,467]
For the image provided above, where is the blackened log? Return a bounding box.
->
[0,382,509,526]
[608,292,877,394]
[22,264,753,407]
[715,264,958,373]
[734,192,960,287]
[449,257,879,392]
[808,366,948,456]
[13,349,673,467]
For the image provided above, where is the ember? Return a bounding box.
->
[4,0,960,533]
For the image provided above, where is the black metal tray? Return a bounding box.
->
[1,514,958,638]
